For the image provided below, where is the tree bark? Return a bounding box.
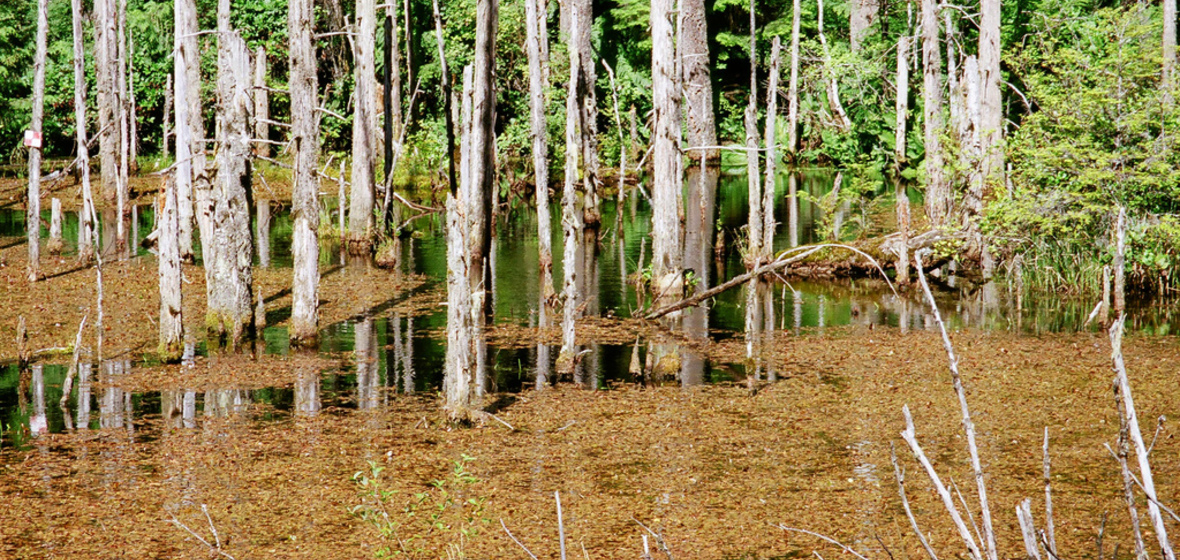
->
[978,0,1003,190]
[207,3,255,347]
[468,0,498,311]
[27,0,48,282]
[349,0,379,251]
[787,0,801,154]
[163,73,171,161]
[445,74,477,417]
[175,0,204,263]
[682,0,717,161]
[72,0,95,262]
[116,0,129,255]
[1166,0,1176,89]
[895,30,911,285]
[253,46,269,158]
[573,0,600,221]
[921,0,948,226]
[526,0,554,303]
[650,0,683,293]
[95,0,121,204]
[158,173,183,362]
[290,0,321,346]
[762,36,781,260]
[557,9,582,377]
[745,106,762,267]
[849,0,880,52]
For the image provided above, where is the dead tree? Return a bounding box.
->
[253,46,269,158]
[525,0,554,304]
[72,0,95,262]
[27,0,48,282]
[921,0,948,226]
[206,1,255,347]
[762,36,781,260]
[557,9,583,378]
[175,0,204,262]
[650,0,683,300]
[682,0,717,161]
[158,173,183,362]
[290,0,321,346]
[349,0,379,251]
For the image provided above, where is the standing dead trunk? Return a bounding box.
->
[894,25,912,285]
[127,28,139,171]
[175,0,203,262]
[525,0,554,301]
[650,0,683,294]
[557,9,583,377]
[48,199,63,255]
[26,0,48,282]
[72,0,95,262]
[1166,0,1177,89]
[468,0,498,311]
[1114,207,1126,315]
[921,0,947,226]
[115,0,130,256]
[978,0,1003,195]
[762,36,781,260]
[290,0,321,346]
[945,11,961,135]
[158,173,183,362]
[207,4,255,347]
[95,0,121,204]
[253,46,269,158]
[349,0,379,251]
[744,106,762,267]
[787,0,801,155]
[163,74,172,161]
[445,70,477,418]
[849,0,880,51]
[682,0,717,161]
[572,0,600,226]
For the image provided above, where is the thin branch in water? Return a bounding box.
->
[890,443,939,560]
[501,519,539,560]
[777,525,871,560]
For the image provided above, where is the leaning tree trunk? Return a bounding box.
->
[290,0,321,346]
[207,3,255,347]
[682,0,717,162]
[72,0,95,262]
[556,8,582,378]
[650,0,683,299]
[253,46,269,158]
[349,0,379,252]
[525,0,554,304]
[921,0,948,227]
[27,0,48,282]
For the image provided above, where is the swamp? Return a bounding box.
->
[0,0,1178,557]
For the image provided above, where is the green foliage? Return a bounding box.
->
[350,455,490,560]
[989,2,1180,291]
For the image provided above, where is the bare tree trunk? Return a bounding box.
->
[95,0,121,204]
[290,0,321,347]
[431,0,458,198]
[445,77,476,417]
[945,10,961,135]
[557,10,582,377]
[921,0,947,226]
[978,0,1003,194]
[163,73,171,161]
[1114,207,1126,315]
[849,0,880,51]
[682,0,716,161]
[175,0,204,263]
[128,29,138,171]
[787,0,801,154]
[253,46,269,158]
[468,0,498,312]
[349,0,378,251]
[650,0,683,296]
[1166,0,1177,90]
[207,2,255,347]
[116,0,130,256]
[762,36,781,260]
[48,199,63,255]
[27,0,48,282]
[895,29,911,285]
[744,106,762,267]
[573,0,600,224]
[526,0,554,302]
[158,173,183,362]
[72,0,95,263]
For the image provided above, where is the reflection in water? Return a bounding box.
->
[76,362,92,429]
[295,365,321,416]
[205,389,250,418]
[100,361,134,431]
[355,317,380,410]
[256,199,271,268]
[681,164,718,387]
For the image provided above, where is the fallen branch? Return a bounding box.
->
[776,525,871,560]
[57,315,87,408]
[501,519,539,560]
[890,443,939,560]
[645,243,896,320]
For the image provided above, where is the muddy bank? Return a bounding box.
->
[1,329,1176,559]
[0,241,430,363]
